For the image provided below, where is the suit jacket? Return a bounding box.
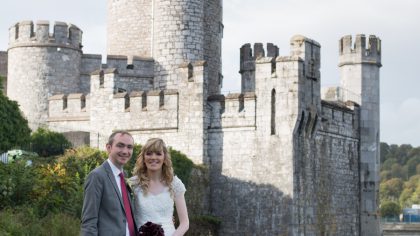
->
[81,161,138,236]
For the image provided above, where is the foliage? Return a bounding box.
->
[0,92,31,152]
[380,142,420,214]
[0,160,36,209]
[380,178,404,202]
[380,201,401,218]
[30,128,72,157]
[170,147,194,186]
[399,175,420,208]
[0,144,215,234]
[0,207,79,236]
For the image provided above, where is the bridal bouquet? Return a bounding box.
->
[138,221,164,236]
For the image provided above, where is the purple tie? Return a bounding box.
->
[119,172,136,236]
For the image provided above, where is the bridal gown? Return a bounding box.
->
[129,176,186,236]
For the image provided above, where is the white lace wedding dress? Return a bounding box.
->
[129,176,186,236]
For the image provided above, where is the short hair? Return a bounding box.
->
[107,131,133,145]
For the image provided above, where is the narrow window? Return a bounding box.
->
[81,95,86,109]
[271,89,276,135]
[142,92,147,110]
[159,91,164,109]
[99,71,104,88]
[63,95,68,110]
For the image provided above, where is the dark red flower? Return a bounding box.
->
[138,221,164,236]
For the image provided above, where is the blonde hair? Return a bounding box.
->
[132,138,174,195]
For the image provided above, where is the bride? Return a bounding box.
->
[129,138,189,236]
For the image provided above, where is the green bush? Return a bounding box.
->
[380,201,401,218]
[0,160,37,209]
[0,207,79,236]
[0,92,31,152]
[31,128,72,157]
[170,148,194,186]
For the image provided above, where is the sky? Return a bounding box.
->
[1,0,419,147]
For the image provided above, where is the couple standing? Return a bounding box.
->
[80,131,189,236]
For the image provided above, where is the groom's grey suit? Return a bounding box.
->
[80,161,137,236]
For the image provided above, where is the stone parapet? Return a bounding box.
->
[9,21,82,50]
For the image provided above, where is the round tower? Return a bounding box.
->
[107,0,223,95]
[7,20,83,130]
[338,34,381,236]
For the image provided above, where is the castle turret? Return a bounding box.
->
[7,21,83,130]
[239,43,278,93]
[107,0,223,95]
[339,34,381,236]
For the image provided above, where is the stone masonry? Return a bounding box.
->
[3,1,381,235]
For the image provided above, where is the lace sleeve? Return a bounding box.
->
[172,176,186,197]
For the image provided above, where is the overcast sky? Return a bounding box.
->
[1,0,419,146]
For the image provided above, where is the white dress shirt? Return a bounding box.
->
[107,159,130,236]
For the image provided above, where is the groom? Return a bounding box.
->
[81,131,137,236]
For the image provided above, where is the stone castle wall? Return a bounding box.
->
[294,101,360,235]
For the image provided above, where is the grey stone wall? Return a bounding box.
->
[293,101,360,235]
[203,0,223,95]
[107,0,153,58]
[81,54,102,93]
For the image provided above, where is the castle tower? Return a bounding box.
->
[339,34,381,235]
[107,0,223,94]
[107,0,223,95]
[7,21,83,130]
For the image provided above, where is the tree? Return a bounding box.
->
[380,178,404,202]
[399,175,420,207]
[380,201,401,218]
[383,158,397,171]
[390,163,405,179]
[406,156,420,178]
[0,93,31,152]
[30,128,72,157]
[380,142,390,164]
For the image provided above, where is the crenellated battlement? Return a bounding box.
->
[339,34,381,66]
[8,20,82,50]
[240,43,279,72]
[239,43,279,92]
[208,92,256,129]
[48,89,179,119]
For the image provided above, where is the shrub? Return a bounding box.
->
[0,92,31,152]
[170,148,194,186]
[380,201,401,218]
[0,207,79,235]
[0,160,37,209]
[31,128,72,157]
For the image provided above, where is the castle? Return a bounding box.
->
[0,0,381,235]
